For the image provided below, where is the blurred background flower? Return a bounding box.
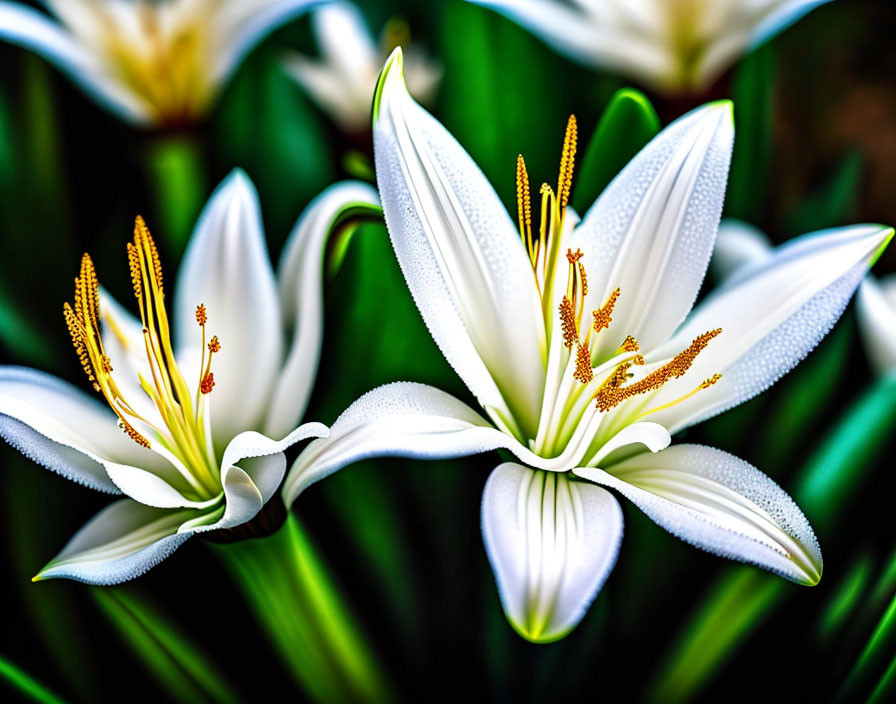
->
[1,0,896,702]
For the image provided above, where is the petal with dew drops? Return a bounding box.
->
[482,462,623,643]
[33,500,205,585]
[264,181,380,438]
[576,444,822,585]
[174,170,283,441]
[373,48,545,438]
[645,224,894,433]
[576,101,734,356]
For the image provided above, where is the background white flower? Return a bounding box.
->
[0,170,380,584]
[285,1,440,133]
[714,218,896,376]
[466,0,836,94]
[0,0,328,125]
[282,49,892,642]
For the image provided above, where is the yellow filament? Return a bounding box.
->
[637,373,723,419]
[557,115,577,210]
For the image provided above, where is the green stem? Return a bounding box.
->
[144,134,206,255]
[212,514,391,703]
[0,653,67,704]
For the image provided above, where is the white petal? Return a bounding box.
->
[281,382,668,507]
[101,460,218,510]
[33,499,202,584]
[0,3,151,124]
[285,55,365,130]
[175,170,283,440]
[0,366,145,492]
[212,0,323,86]
[575,444,822,584]
[264,181,380,439]
[576,101,734,355]
[856,275,896,376]
[219,421,329,475]
[710,219,773,281]
[646,224,894,432]
[373,49,545,438]
[311,2,378,83]
[482,462,623,642]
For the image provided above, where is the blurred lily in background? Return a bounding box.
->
[714,219,896,376]
[286,1,440,134]
[0,170,380,583]
[0,0,327,126]
[466,0,835,94]
[283,49,893,643]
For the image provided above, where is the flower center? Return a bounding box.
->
[100,2,208,123]
[514,118,723,459]
[63,216,221,498]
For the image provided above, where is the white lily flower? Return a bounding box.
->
[0,0,328,126]
[0,170,380,584]
[714,219,896,375]
[466,0,835,94]
[282,49,893,642]
[285,1,440,133]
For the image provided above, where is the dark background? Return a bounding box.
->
[1,0,895,701]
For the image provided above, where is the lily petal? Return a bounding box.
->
[482,462,623,643]
[33,499,202,584]
[264,181,380,438]
[0,2,151,124]
[575,444,822,584]
[175,170,284,441]
[577,102,734,354]
[646,224,894,432]
[0,366,160,492]
[373,48,545,438]
[856,275,896,376]
[310,2,378,83]
[212,0,324,86]
[710,219,773,281]
[282,382,669,507]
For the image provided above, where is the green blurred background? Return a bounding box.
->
[1,0,895,702]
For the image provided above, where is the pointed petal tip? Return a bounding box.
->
[870,225,895,267]
[373,46,405,123]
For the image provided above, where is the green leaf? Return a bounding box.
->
[726,43,776,221]
[868,651,896,704]
[144,135,207,256]
[818,554,874,641]
[785,149,863,235]
[92,588,239,704]
[649,373,896,703]
[573,88,660,213]
[213,514,391,703]
[0,653,67,704]
[213,48,334,244]
[836,591,896,702]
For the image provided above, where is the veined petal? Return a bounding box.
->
[710,219,773,281]
[576,101,734,355]
[0,2,151,124]
[33,499,202,584]
[373,48,545,438]
[575,444,822,584]
[264,181,380,439]
[646,224,894,432]
[856,275,896,376]
[212,0,325,86]
[482,462,623,643]
[174,170,283,441]
[282,382,669,507]
[0,366,160,492]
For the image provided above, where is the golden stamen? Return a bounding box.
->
[593,288,621,332]
[208,336,220,354]
[574,344,594,384]
[559,296,577,348]
[199,372,215,395]
[620,335,640,353]
[557,115,577,210]
[516,155,533,259]
[593,328,722,412]
[195,304,207,326]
